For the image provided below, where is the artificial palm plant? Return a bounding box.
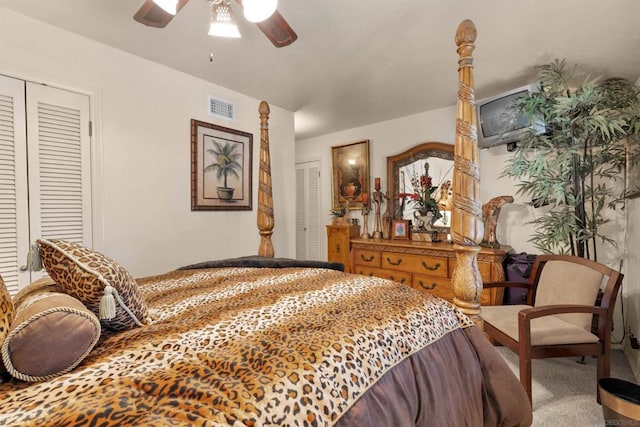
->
[502,59,640,260]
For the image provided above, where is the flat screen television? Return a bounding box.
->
[476,84,545,148]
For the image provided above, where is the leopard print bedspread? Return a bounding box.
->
[0,267,474,426]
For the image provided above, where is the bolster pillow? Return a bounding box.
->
[1,288,101,382]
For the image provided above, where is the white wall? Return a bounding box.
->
[624,197,640,378]
[297,106,454,259]
[478,145,538,254]
[296,105,541,260]
[0,8,296,276]
[622,75,640,379]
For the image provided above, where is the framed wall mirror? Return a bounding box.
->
[386,142,454,231]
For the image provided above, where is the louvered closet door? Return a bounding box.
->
[295,161,321,260]
[26,82,92,265]
[0,79,91,293]
[0,75,29,294]
[295,167,305,259]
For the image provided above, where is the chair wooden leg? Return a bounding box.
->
[519,319,533,404]
[519,353,532,403]
[597,349,611,404]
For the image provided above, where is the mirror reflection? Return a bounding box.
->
[386,142,454,232]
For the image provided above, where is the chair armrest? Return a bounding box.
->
[483,281,535,290]
[517,305,609,345]
[518,304,606,321]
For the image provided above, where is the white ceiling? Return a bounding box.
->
[2,0,639,140]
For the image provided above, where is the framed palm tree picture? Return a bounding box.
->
[191,119,253,210]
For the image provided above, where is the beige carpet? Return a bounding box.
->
[497,348,638,426]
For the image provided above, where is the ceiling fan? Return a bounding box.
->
[133,0,297,48]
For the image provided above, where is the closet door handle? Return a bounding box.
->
[19,265,28,271]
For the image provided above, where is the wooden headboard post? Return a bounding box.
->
[451,20,484,325]
[257,101,275,257]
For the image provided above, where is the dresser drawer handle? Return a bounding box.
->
[421,261,441,271]
[387,257,403,266]
[418,280,437,290]
[390,275,406,284]
[358,270,374,277]
[360,254,375,262]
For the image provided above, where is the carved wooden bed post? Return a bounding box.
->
[451,20,484,325]
[257,101,275,257]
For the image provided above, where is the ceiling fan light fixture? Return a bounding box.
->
[209,0,241,38]
[243,0,277,23]
[152,0,178,15]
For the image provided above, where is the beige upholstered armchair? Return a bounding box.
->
[481,255,624,403]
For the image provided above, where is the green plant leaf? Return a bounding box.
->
[501,59,639,260]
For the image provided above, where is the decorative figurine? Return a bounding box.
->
[480,195,514,248]
[361,192,371,239]
[371,179,386,239]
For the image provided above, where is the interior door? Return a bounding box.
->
[295,161,321,260]
[25,82,92,247]
[0,75,29,293]
[0,77,92,294]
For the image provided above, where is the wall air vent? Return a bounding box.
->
[207,96,235,120]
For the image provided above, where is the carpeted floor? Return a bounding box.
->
[497,347,638,426]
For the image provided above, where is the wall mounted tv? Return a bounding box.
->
[476,83,545,149]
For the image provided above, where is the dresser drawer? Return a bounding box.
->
[348,239,508,307]
[353,248,381,268]
[449,259,492,282]
[411,275,454,300]
[353,266,411,285]
[381,252,448,277]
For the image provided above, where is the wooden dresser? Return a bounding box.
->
[350,238,509,306]
[326,224,360,273]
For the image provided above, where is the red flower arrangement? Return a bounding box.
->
[397,164,441,221]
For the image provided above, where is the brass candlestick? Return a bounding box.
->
[361,206,371,239]
[382,192,392,239]
[372,189,385,239]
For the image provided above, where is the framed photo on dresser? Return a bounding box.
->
[391,219,410,240]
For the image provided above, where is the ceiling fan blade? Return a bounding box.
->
[233,0,297,47]
[256,10,298,48]
[134,0,190,28]
[134,0,297,47]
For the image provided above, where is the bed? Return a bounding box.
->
[0,20,532,426]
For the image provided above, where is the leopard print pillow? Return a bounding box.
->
[0,275,14,376]
[37,239,150,331]
[0,274,14,350]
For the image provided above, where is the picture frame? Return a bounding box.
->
[331,140,370,210]
[191,119,253,211]
[391,219,410,240]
